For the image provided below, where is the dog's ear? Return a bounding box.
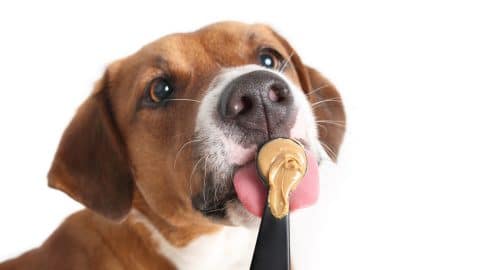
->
[47,67,134,221]
[270,28,346,161]
[302,67,346,161]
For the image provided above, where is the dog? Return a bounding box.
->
[0,21,345,270]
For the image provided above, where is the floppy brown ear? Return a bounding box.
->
[47,69,134,221]
[270,28,346,160]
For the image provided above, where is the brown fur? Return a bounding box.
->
[0,21,345,269]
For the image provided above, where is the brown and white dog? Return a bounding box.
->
[0,21,345,270]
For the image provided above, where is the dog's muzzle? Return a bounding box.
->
[217,70,296,143]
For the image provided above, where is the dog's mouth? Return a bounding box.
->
[191,65,324,226]
[191,180,238,221]
[190,152,252,223]
[191,139,320,226]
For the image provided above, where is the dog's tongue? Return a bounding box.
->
[233,151,319,217]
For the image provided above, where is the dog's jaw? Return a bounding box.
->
[194,64,327,227]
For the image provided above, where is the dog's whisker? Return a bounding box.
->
[215,61,224,69]
[202,155,210,203]
[213,176,219,203]
[316,123,329,135]
[319,140,337,160]
[174,138,202,169]
[204,206,227,214]
[306,84,330,96]
[278,51,295,73]
[188,155,208,196]
[315,120,346,128]
[311,97,343,108]
[201,199,237,213]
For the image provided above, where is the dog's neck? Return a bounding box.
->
[126,191,257,270]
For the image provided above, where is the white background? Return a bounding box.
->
[1,0,479,269]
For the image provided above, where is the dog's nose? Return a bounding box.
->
[218,70,295,138]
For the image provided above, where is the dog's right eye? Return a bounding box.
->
[257,48,284,70]
[147,77,174,103]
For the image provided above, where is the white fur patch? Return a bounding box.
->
[130,209,257,270]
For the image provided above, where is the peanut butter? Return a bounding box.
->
[257,138,307,219]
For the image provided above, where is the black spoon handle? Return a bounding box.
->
[250,199,290,270]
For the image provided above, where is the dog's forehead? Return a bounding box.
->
[108,22,290,124]
[136,22,281,66]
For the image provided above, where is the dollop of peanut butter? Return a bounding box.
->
[257,138,307,219]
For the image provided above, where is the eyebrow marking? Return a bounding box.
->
[154,56,169,70]
[248,31,257,41]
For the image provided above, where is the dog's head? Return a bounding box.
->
[47,22,345,227]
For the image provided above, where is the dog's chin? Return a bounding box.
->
[193,199,261,228]
[191,161,262,228]
[224,200,261,228]
[192,184,261,228]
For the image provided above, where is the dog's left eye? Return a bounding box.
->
[148,78,173,103]
[258,48,284,70]
[259,53,277,69]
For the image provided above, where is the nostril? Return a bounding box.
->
[239,96,253,115]
[231,100,244,116]
[268,83,288,103]
[226,95,253,118]
[268,88,280,102]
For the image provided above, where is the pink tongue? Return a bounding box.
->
[233,151,319,217]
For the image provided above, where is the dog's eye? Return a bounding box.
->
[258,48,284,70]
[148,78,173,103]
[259,53,277,69]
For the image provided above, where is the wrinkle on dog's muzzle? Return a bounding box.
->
[217,70,296,140]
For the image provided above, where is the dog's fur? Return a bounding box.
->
[0,21,345,270]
